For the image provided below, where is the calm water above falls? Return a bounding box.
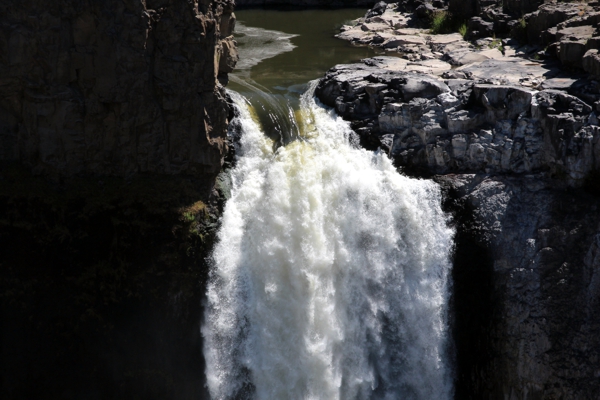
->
[229,9,390,145]
[203,9,455,400]
[231,9,384,90]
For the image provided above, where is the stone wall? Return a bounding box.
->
[0,0,238,178]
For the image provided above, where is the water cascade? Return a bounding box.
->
[203,80,455,399]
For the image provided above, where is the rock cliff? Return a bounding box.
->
[0,1,238,398]
[0,0,238,178]
[442,173,600,399]
[317,58,600,400]
[317,59,600,188]
[318,1,600,398]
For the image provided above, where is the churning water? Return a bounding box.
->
[203,82,454,399]
[202,10,454,400]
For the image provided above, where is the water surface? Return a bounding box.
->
[232,8,384,91]
[230,9,390,144]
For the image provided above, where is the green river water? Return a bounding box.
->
[229,8,390,144]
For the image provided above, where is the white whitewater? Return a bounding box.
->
[203,82,454,400]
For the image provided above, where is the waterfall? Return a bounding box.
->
[203,82,454,400]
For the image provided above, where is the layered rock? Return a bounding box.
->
[317,58,600,187]
[0,0,238,178]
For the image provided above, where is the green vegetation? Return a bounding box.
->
[429,11,467,38]
[511,17,528,43]
[488,38,504,53]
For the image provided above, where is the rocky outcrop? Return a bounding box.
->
[317,58,600,187]
[336,3,534,68]
[525,2,583,45]
[0,0,238,178]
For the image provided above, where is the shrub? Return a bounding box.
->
[510,17,528,43]
[429,11,467,38]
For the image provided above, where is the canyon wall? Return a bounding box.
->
[0,1,237,398]
[0,0,237,178]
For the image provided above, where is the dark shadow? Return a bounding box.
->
[0,163,218,400]
[440,182,498,399]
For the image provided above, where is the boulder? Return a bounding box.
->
[526,2,582,45]
[365,1,389,18]
[583,49,600,78]
[468,17,495,38]
[415,3,435,19]
[559,39,588,69]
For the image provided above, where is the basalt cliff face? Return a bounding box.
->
[318,1,600,398]
[0,0,238,178]
[1,1,237,398]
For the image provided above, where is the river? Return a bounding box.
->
[203,8,455,400]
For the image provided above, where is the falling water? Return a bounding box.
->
[203,81,455,399]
